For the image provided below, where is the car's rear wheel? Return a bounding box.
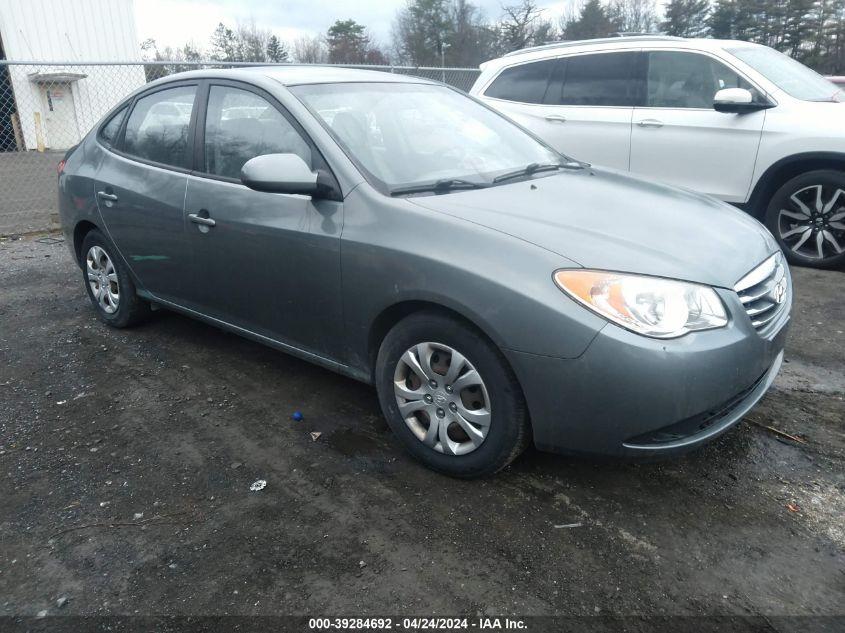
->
[375,311,530,478]
[765,170,845,269]
[80,229,151,328]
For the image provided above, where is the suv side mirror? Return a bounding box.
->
[714,88,770,114]
[240,153,320,196]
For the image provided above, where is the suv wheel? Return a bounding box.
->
[81,229,151,328]
[765,170,845,269]
[375,312,530,478]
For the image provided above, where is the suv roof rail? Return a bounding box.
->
[501,35,684,58]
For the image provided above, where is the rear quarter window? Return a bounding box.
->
[98,106,128,147]
[484,59,557,104]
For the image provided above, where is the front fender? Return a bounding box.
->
[339,185,607,375]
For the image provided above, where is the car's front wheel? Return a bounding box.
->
[765,170,845,269]
[80,229,151,328]
[375,312,530,478]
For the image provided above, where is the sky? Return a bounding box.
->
[133,0,579,53]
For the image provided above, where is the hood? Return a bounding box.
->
[408,168,777,288]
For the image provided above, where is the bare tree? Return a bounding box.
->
[446,0,496,66]
[293,35,328,64]
[498,0,547,52]
[608,0,659,33]
[235,20,272,62]
[140,39,205,80]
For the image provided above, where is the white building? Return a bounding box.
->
[0,0,147,151]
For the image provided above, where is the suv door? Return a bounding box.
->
[629,50,766,202]
[183,81,344,357]
[94,83,198,305]
[482,51,641,170]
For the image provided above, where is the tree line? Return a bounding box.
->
[140,0,845,76]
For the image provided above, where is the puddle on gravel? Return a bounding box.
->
[325,421,389,457]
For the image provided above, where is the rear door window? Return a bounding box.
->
[554,52,641,107]
[484,59,557,104]
[123,85,197,169]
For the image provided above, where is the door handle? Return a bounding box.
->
[97,191,118,202]
[188,213,216,228]
[544,114,567,123]
[637,119,664,128]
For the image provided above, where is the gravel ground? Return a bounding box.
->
[0,234,843,620]
[0,152,63,235]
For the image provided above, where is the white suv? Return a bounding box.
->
[470,36,845,268]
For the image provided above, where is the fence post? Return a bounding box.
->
[11,113,24,150]
[33,112,45,152]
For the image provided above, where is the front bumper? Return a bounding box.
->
[506,287,790,458]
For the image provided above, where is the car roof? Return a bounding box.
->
[483,37,765,69]
[150,65,440,87]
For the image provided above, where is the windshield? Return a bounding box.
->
[728,46,844,102]
[290,82,564,193]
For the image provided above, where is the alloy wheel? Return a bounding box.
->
[777,184,845,260]
[393,342,491,456]
[86,245,120,314]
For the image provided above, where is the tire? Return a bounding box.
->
[80,229,151,328]
[375,311,530,478]
[764,170,845,269]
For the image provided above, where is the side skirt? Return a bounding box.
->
[137,291,372,385]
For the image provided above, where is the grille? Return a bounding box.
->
[734,252,789,332]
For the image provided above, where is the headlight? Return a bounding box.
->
[554,270,728,338]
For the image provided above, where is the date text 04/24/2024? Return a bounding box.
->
[307,618,527,630]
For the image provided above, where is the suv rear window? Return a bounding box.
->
[484,59,557,104]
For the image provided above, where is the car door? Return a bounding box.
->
[629,50,766,202]
[182,81,344,357]
[481,51,640,170]
[94,83,198,304]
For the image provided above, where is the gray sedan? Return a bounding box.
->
[58,67,791,478]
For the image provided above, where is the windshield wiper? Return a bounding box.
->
[390,178,489,196]
[492,161,585,184]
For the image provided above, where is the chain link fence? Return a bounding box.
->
[0,60,481,235]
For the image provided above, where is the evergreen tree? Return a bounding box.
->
[708,0,738,38]
[327,20,371,64]
[660,0,710,37]
[210,23,238,61]
[266,35,288,62]
[392,0,450,65]
[562,0,620,41]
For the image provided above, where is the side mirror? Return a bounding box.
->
[713,88,770,114]
[240,153,319,195]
